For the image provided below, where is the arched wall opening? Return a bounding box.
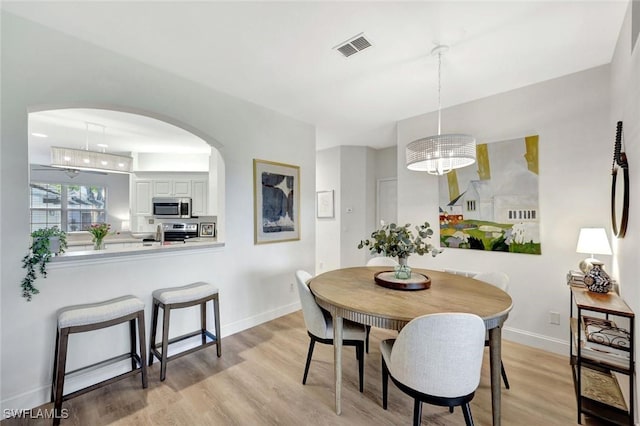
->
[26,106,226,242]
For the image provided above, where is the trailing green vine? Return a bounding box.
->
[21,227,67,301]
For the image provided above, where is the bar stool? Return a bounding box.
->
[51,295,147,426]
[149,281,221,381]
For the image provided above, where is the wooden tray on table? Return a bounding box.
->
[373,271,431,291]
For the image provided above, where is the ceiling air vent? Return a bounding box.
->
[334,33,372,58]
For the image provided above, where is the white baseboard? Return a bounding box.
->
[503,326,569,356]
[221,301,300,338]
[1,301,301,417]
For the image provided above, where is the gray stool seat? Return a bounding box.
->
[51,295,147,426]
[58,295,145,328]
[152,281,218,304]
[149,282,221,381]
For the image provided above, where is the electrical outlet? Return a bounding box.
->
[549,311,560,325]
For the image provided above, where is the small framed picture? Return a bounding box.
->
[199,222,216,238]
[317,190,334,218]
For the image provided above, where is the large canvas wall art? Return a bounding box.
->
[253,159,300,244]
[438,135,541,254]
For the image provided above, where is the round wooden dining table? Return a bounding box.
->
[309,266,513,426]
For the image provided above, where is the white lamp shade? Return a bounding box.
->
[576,228,612,256]
[406,134,476,175]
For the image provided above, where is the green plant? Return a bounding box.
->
[358,221,441,259]
[21,226,68,301]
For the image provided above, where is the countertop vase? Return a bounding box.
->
[394,256,411,280]
[93,238,105,250]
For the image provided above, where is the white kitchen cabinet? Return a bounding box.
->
[133,180,152,215]
[191,180,208,217]
[153,179,191,197]
[131,174,209,226]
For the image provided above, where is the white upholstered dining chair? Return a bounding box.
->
[366,256,399,267]
[381,313,486,426]
[474,271,511,389]
[295,270,367,392]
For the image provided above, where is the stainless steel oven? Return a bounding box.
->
[159,223,198,241]
[152,197,191,218]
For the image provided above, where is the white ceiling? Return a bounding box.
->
[28,109,211,165]
[3,1,629,152]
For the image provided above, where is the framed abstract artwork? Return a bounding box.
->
[253,159,300,244]
[316,190,334,218]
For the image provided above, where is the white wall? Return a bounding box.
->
[316,146,397,271]
[374,146,397,181]
[339,146,377,268]
[610,1,640,412]
[316,147,341,273]
[397,64,612,354]
[1,13,315,410]
[134,152,210,172]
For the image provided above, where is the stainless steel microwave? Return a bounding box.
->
[152,197,192,218]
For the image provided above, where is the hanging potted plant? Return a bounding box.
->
[21,226,68,301]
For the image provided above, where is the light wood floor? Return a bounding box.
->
[4,311,614,425]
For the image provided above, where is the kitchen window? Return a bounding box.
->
[30,182,107,232]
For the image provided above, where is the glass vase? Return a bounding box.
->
[93,238,105,250]
[394,257,412,280]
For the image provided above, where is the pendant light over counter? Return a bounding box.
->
[50,122,133,174]
[406,45,476,176]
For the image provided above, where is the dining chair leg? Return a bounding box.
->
[381,358,389,409]
[413,399,422,426]
[461,402,475,426]
[501,361,510,389]
[302,338,316,384]
[356,342,364,392]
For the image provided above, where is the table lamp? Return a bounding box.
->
[576,228,612,273]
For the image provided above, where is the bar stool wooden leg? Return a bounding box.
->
[129,319,137,371]
[53,329,69,426]
[149,300,159,367]
[160,305,171,381]
[201,301,207,345]
[51,329,60,403]
[137,310,148,388]
[214,296,222,357]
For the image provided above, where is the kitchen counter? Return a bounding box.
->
[54,238,224,262]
